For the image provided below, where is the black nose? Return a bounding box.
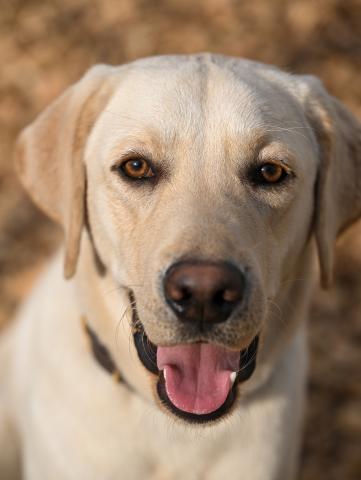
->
[163,260,245,326]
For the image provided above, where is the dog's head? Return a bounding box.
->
[15,55,361,423]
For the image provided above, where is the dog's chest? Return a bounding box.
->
[22,374,245,480]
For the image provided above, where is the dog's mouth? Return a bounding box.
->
[132,298,259,423]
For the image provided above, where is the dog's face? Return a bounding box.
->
[85,59,318,420]
[16,55,361,423]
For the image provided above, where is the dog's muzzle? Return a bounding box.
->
[131,288,259,424]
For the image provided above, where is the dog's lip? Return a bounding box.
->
[131,305,259,422]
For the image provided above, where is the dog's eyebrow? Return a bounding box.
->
[118,146,154,161]
[108,133,164,163]
[224,129,270,161]
[245,130,270,152]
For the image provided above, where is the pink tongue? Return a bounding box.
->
[157,343,239,415]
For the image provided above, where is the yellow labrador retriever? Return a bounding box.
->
[1,54,360,480]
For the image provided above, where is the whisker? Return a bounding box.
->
[140,331,158,368]
[114,305,130,349]
[237,351,258,374]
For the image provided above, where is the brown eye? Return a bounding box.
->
[121,158,155,179]
[260,163,283,183]
[253,163,288,185]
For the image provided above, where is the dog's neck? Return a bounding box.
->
[75,234,154,401]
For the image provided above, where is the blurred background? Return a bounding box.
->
[1,0,361,478]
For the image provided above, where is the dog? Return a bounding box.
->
[1,54,360,480]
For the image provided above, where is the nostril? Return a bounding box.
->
[178,286,192,302]
[222,289,242,303]
[212,289,228,306]
[167,284,193,303]
[213,288,242,305]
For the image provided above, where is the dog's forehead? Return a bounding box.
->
[107,60,296,131]
[92,56,314,164]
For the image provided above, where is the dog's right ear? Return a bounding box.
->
[15,65,117,279]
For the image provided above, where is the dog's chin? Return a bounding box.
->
[131,299,259,424]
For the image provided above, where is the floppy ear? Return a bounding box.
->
[15,65,117,279]
[298,76,361,288]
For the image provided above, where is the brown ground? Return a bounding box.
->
[1,1,361,478]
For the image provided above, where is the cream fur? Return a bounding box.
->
[1,54,361,480]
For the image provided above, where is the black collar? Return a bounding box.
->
[82,317,124,384]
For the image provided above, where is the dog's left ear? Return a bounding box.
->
[297,76,361,288]
[15,65,117,279]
